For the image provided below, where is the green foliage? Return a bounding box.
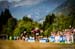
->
[7,18,17,35]
[13,16,41,36]
[23,16,33,22]
[0,9,75,36]
[2,18,17,36]
[0,9,17,36]
[53,14,72,31]
[43,13,75,35]
[43,14,55,30]
[69,12,75,27]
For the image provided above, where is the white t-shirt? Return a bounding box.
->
[55,36,60,43]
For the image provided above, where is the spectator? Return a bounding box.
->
[49,32,55,42]
[55,32,60,43]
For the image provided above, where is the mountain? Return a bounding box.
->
[52,0,75,15]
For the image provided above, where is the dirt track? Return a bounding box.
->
[0,40,75,49]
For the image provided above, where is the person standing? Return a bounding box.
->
[21,31,27,40]
[49,32,55,42]
[55,32,60,43]
[65,31,71,44]
[31,28,40,41]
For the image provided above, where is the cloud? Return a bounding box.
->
[11,0,45,7]
[27,14,32,18]
[8,0,21,2]
[0,0,21,2]
[0,0,6,1]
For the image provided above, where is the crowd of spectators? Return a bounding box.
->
[7,28,75,44]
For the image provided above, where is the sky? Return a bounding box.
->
[0,0,66,21]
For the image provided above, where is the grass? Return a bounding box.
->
[0,40,75,49]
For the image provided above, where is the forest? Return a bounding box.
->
[0,8,75,37]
